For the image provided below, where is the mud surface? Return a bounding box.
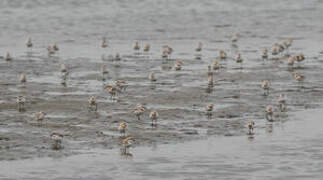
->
[1,0,323,179]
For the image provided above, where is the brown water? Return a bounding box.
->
[1,0,323,179]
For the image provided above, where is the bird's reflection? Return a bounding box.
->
[266,122,273,134]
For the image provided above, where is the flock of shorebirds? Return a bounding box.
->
[3,33,306,153]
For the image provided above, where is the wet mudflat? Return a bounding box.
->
[1,0,323,179]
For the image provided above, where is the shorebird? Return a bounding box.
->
[17,96,25,111]
[122,137,134,154]
[59,64,68,85]
[247,121,255,135]
[265,106,273,121]
[282,38,293,51]
[149,72,157,82]
[231,33,239,43]
[101,64,108,74]
[162,45,173,59]
[206,104,213,118]
[118,122,127,137]
[60,64,68,73]
[88,96,97,111]
[271,43,283,57]
[278,94,286,112]
[105,84,120,100]
[134,41,140,51]
[294,53,305,63]
[293,72,305,81]
[115,80,127,91]
[262,48,268,59]
[20,74,27,85]
[196,42,202,52]
[235,53,243,68]
[262,80,270,96]
[35,111,47,125]
[287,57,295,66]
[235,53,243,63]
[143,44,150,52]
[50,132,63,150]
[208,76,214,86]
[132,105,146,120]
[4,52,12,61]
[175,60,182,71]
[114,53,121,61]
[53,43,59,51]
[26,37,33,48]
[47,46,55,55]
[161,50,168,59]
[101,37,108,48]
[220,50,227,60]
[212,60,220,70]
[149,111,159,126]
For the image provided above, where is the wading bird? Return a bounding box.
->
[118,122,127,137]
[265,106,273,121]
[132,105,146,120]
[149,111,159,126]
[262,80,270,96]
[50,132,63,150]
[88,96,97,111]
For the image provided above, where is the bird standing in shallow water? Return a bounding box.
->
[196,42,202,52]
[175,60,182,71]
[122,137,134,154]
[149,111,159,126]
[20,74,27,86]
[118,122,127,137]
[60,64,69,85]
[132,105,146,120]
[149,72,157,82]
[101,37,108,48]
[265,106,273,121]
[88,96,97,112]
[134,41,140,51]
[294,53,305,64]
[247,121,255,135]
[35,111,47,126]
[235,53,243,68]
[231,33,239,43]
[162,45,173,59]
[4,52,12,61]
[206,104,213,118]
[26,37,33,48]
[262,80,270,96]
[212,60,220,70]
[287,57,295,67]
[53,43,59,51]
[17,96,25,112]
[50,132,63,150]
[293,72,305,82]
[143,44,150,52]
[220,50,227,60]
[105,84,120,100]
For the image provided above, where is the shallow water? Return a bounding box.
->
[1,109,323,179]
[1,0,323,179]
